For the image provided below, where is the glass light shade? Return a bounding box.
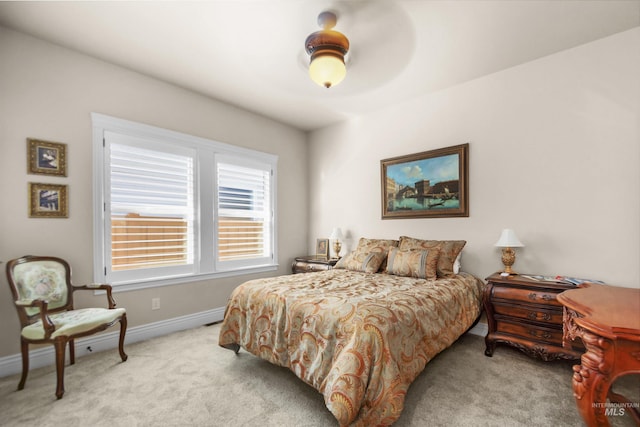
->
[494,229,524,247]
[309,55,346,88]
[330,227,343,240]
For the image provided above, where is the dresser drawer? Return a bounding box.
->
[492,286,562,307]
[495,318,564,345]
[291,259,336,274]
[296,262,331,273]
[493,302,563,325]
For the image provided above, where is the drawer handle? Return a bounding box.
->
[528,329,552,339]
[527,312,552,321]
[527,293,555,302]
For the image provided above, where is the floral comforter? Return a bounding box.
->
[218,269,484,426]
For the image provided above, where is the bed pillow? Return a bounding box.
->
[398,236,466,277]
[385,248,439,280]
[353,238,399,271]
[334,249,386,273]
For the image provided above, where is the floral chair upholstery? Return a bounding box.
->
[5,255,127,399]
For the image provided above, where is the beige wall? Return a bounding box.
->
[0,26,309,357]
[1,24,638,361]
[308,28,640,288]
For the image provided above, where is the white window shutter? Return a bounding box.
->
[216,157,273,268]
[106,133,196,282]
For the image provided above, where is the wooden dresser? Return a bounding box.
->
[558,283,640,426]
[291,256,338,274]
[483,273,583,361]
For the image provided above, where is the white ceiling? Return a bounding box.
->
[1,1,638,131]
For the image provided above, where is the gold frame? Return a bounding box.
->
[29,182,68,218]
[315,238,329,259]
[381,143,469,219]
[27,138,67,177]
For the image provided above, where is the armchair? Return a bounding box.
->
[5,255,127,399]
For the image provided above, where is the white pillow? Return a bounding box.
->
[453,253,462,274]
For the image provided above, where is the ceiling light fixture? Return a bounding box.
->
[305,11,350,89]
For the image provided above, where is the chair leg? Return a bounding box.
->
[68,339,75,365]
[17,339,29,391]
[118,314,128,362]
[54,337,67,399]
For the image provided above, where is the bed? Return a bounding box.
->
[218,237,484,426]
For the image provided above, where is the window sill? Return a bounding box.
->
[106,264,279,293]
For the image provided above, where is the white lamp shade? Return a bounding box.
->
[330,227,344,240]
[309,55,346,88]
[494,229,524,247]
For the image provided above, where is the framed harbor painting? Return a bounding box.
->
[27,138,67,177]
[381,143,469,219]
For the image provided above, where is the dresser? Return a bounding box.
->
[558,283,640,427]
[483,273,583,361]
[291,256,338,274]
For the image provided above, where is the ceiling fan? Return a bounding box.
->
[304,11,350,88]
[301,1,415,93]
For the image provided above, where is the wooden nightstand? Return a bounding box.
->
[291,256,338,274]
[483,273,583,361]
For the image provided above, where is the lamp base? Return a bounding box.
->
[332,241,341,259]
[501,247,516,274]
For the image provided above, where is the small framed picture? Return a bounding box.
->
[316,238,329,259]
[27,138,67,177]
[29,182,68,218]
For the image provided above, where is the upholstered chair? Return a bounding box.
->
[5,255,127,399]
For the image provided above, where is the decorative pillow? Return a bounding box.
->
[398,236,466,277]
[386,248,439,280]
[334,249,386,273]
[334,251,353,269]
[353,237,399,271]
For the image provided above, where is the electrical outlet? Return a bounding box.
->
[152,297,160,310]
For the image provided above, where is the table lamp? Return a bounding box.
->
[495,229,524,274]
[330,227,343,259]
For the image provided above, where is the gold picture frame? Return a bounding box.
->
[27,138,67,177]
[29,182,68,218]
[381,143,469,219]
[315,238,329,259]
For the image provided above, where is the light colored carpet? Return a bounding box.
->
[0,323,637,426]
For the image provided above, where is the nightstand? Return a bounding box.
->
[483,273,583,361]
[291,256,338,274]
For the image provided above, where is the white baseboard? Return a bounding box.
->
[467,321,488,337]
[0,307,225,379]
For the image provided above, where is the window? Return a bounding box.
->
[215,156,273,269]
[92,114,277,290]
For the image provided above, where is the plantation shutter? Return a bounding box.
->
[106,132,195,281]
[216,157,273,267]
